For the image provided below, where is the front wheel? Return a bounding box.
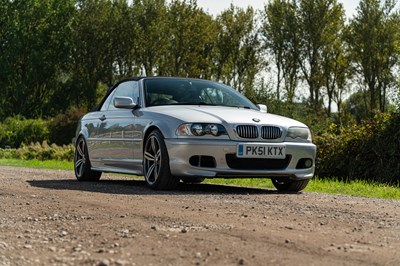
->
[74,137,102,181]
[143,130,178,190]
[272,179,309,192]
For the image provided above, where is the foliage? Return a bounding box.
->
[70,0,118,110]
[315,112,400,184]
[0,0,75,118]
[0,116,50,148]
[1,0,400,122]
[133,0,168,77]
[348,0,400,114]
[163,0,217,78]
[261,0,300,104]
[0,142,74,161]
[215,5,261,96]
[0,112,82,148]
[297,0,346,112]
[48,109,84,145]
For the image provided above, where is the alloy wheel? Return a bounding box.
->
[144,135,162,185]
[74,138,87,178]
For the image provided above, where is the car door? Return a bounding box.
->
[95,80,142,173]
[87,88,116,168]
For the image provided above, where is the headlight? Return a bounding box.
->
[176,123,227,137]
[286,127,312,142]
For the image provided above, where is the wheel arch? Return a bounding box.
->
[74,129,91,164]
[142,125,164,153]
[74,127,90,146]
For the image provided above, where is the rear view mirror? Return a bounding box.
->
[114,96,137,109]
[256,104,267,113]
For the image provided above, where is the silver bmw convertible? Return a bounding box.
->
[74,77,316,191]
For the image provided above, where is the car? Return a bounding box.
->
[73,77,316,192]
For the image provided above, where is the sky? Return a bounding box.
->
[196,0,360,18]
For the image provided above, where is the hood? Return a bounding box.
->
[145,105,307,128]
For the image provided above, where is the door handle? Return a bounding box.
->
[99,115,106,121]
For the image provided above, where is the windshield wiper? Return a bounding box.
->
[168,102,253,109]
[225,105,252,109]
[169,101,213,105]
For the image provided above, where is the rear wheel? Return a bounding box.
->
[74,137,102,181]
[272,179,309,192]
[143,130,178,190]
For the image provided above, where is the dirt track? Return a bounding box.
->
[0,166,399,266]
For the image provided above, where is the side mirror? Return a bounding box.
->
[114,96,137,109]
[256,104,267,113]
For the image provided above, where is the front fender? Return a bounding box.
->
[73,121,90,146]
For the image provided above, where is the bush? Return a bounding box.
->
[315,112,400,185]
[0,110,84,148]
[48,109,84,145]
[0,116,50,148]
[0,142,74,161]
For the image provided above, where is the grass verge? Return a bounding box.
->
[0,159,399,200]
[0,159,73,171]
[207,177,400,200]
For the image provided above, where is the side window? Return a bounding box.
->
[100,90,115,111]
[108,81,139,111]
[132,81,139,104]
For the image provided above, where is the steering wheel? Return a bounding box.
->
[152,98,177,105]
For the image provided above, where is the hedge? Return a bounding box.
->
[315,113,400,185]
[0,111,83,149]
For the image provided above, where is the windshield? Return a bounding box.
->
[144,78,257,110]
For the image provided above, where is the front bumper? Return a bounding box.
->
[165,139,316,180]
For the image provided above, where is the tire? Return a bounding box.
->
[272,179,309,192]
[74,137,102,181]
[181,177,205,184]
[143,130,178,190]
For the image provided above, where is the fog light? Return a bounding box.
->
[296,158,313,169]
[304,159,313,168]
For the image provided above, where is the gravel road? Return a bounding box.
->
[0,166,399,266]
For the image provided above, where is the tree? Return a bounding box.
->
[330,41,352,124]
[0,1,13,119]
[261,0,300,104]
[111,0,139,80]
[214,5,261,96]
[319,4,348,117]
[297,0,345,112]
[348,0,400,114]
[0,0,75,119]
[71,0,118,109]
[162,0,217,78]
[132,0,168,76]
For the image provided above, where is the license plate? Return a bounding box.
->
[237,143,286,159]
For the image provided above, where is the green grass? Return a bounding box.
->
[306,177,400,200]
[0,158,73,170]
[207,177,400,200]
[0,159,399,200]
